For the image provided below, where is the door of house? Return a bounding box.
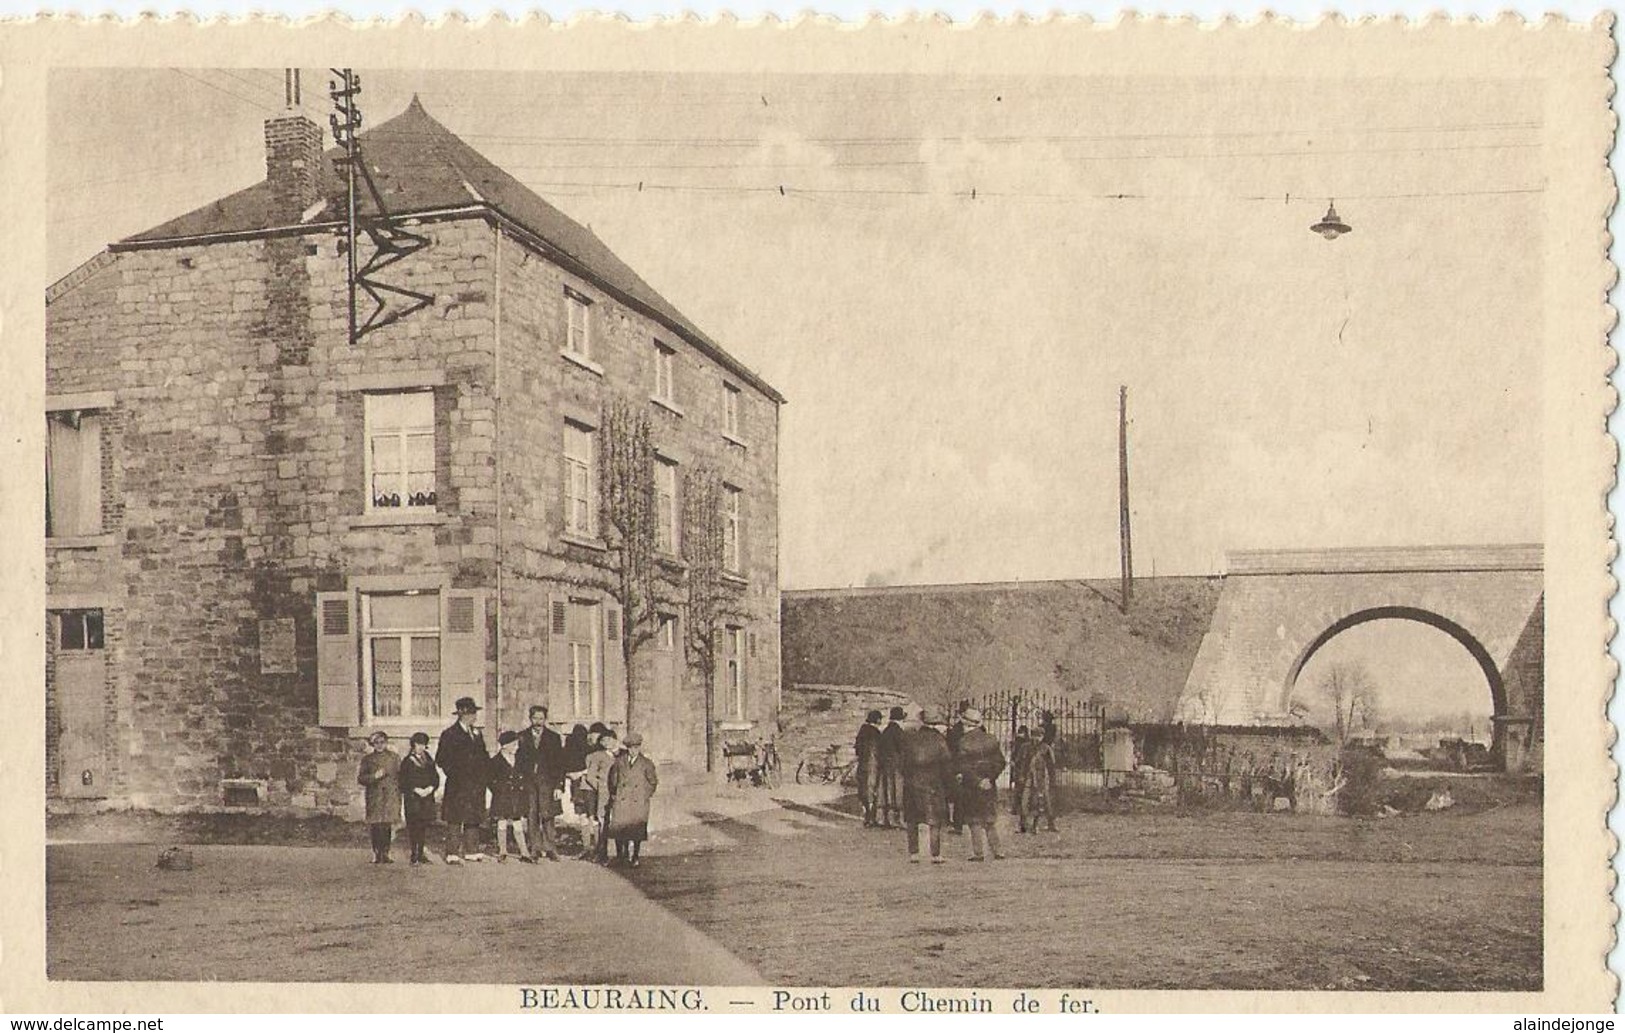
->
[53,609,109,799]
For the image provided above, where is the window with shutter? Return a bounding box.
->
[447,595,476,635]
[362,590,441,721]
[441,590,485,717]
[315,591,359,727]
[547,592,571,716]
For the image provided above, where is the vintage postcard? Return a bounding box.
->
[0,14,1614,1015]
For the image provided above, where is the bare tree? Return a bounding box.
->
[598,395,661,733]
[680,462,742,771]
[1307,661,1378,744]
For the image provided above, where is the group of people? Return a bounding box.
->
[854,705,1062,863]
[355,697,660,867]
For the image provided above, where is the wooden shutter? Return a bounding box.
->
[315,591,359,727]
[442,589,487,715]
[548,592,571,716]
[604,606,626,724]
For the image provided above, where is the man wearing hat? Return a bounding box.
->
[399,731,440,865]
[899,708,955,863]
[436,696,491,863]
[877,705,908,829]
[854,710,884,827]
[954,707,1008,861]
[515,704,566,862]
[605,731,659,867]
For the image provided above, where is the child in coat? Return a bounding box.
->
[356,731,402,864]
[489,731,535,862]
[399,731,441,864]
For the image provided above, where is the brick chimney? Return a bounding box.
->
[264,115,324,224]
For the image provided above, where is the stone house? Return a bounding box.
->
[45,98,784,813]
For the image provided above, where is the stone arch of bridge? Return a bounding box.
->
[1282,604,1507,737]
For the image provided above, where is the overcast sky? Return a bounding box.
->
[48,68,1544,597]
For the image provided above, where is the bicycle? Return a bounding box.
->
[796,742,858,785]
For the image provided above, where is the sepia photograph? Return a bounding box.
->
[8,19,1612,1011]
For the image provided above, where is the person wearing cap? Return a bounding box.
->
[515,704,566,862]
[605,731,659,867]
[437,696,491,864]
[399,731,440,865]
[356,731,401,864]
[855,710,884,827]
[580,728,619,862]
[954,708,1007,861]
[900,708,955,864]
[877,706,908,829]
[488,731,536,863]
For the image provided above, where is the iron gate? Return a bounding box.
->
[952,689,1106,787]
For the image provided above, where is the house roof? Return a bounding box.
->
[116,97,784,403]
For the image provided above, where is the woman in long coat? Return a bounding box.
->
[605,732,659,867]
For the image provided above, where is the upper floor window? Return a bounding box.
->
[655,457,679,554]
[653,341,677,406]
[656,613,677,651]
[722,382,742,439]
[46,409,104,538]
[365,391,436,510]
[723,484,742,573]
[565,289,593,361]
[563,421,597,537]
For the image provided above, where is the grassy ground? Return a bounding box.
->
[634,800,1543,990]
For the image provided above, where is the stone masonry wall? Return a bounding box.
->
[47,211,782,809]
[494,230,781,772]
[47,218,502,813]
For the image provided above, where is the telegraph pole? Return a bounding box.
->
[1119,384,1133,612]
[329,69,361,348]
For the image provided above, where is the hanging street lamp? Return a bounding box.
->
[1310,201,1352,240]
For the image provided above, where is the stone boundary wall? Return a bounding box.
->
[777,683,914,776]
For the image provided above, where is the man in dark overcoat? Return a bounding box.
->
[954,707,1007,861]
[437,695,490,863]
[877,705,908,828]
[855,710,884,827]
[1009,725,1035,821]
[516,703,567,861]
[900,708,955,864]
